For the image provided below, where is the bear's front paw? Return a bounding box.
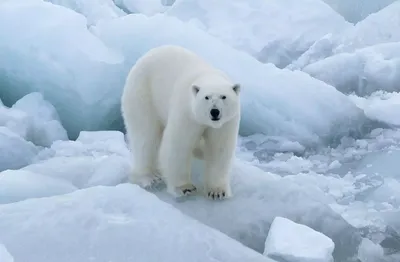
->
[206,187,231,200]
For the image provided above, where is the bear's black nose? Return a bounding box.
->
[210,108,220,120]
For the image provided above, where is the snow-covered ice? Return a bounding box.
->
[113,0,167,16]
[0,130,362,261]
[0,0,124,139]
[290,1,400,70]
[45,0,126,25]
[92,13,370,147]
[0,127,38,171]
[1,0,400,261]
[263,216,334,262]
[350,91,400,126]
[166,0,350,68]
[0,244,13,262]
[0,184,274,262]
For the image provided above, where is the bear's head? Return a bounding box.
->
[191,77,240,129]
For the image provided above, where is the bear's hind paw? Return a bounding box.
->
[130,172,163,189]
[174,184,197,196]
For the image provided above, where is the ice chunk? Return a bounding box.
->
[0,244,13,262]
[155,159,362,261]
[0,169,77,204]
[0,127,39,171]
[0,92,67,147]
[322,0,396,24]
[167,0,350,68]
[24,131,131,188]
[0,102,32,139]
[290,1,400,70]
[92,14,369,147]
[45,0,126,25]
[357,238,384,262]
[0,184,274,262]
[263,217,334,262]
[12,92,68,147]
[113,0,166,16]
[303,43,400,96]
[350,91,400,126]
[24,155,130,188]
[0,0,125,139]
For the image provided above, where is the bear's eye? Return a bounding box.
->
[221,95,226,100]
[205,96,209,100]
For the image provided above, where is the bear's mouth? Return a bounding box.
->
[211,117,220,121]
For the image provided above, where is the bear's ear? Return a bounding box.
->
[232,84,241,94]
[192,85,200,95]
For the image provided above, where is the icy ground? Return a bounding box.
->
[1,0,400,262]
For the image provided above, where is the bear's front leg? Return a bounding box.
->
[159,118,204,197]
[203,117,239,200]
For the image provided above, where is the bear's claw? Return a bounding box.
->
[177,184,197,196]
[207,189,228,200]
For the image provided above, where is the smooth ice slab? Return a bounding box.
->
[0,0,124,139]
[92,14,368,147]
[0,184,275,262]
[0,169,77,204]
[303,43,400,96]
[167,0,350,68]
[263,216,334,262]
[322,0,396,23]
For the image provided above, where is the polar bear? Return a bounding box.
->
[121,45,241,200]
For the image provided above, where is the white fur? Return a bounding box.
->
[121,45,241,199]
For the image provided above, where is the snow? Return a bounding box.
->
[167,0,350,68]
[1,0,400,261]
[0,130,362,261]
[113,0,167,16]
[92,13,369,148]
[0,184,274,262]
[0,244,13,262]
[45,0,126,25]
[263,216,334,262]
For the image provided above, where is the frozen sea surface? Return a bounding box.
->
[0,184,274,262]
[1,0,400,262]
